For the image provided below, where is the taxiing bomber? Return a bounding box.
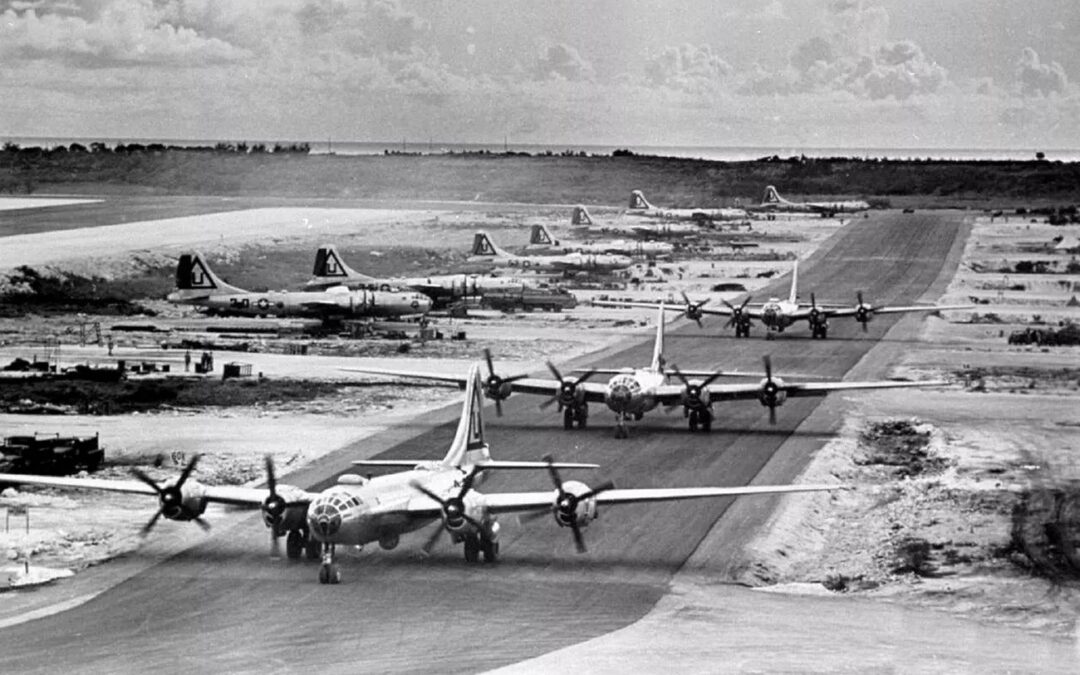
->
[348,304,948,437]
[0,367,844,584]
[596,261,973,339]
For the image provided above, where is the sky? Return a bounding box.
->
[1,0,1078,150]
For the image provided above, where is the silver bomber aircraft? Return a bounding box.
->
[304,244,530,305]
[752,185,870,218]
[595,260,973,340]
[346,304,948,437]
[526,224,674,258]
[0,367,843,584]
[627,190,748,223]
[167,252,432,320]
[467,231,632,274]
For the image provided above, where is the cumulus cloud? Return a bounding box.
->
[533,43,593,81]
[1015,47,1068,96]
[0,4,251,66]
[645,44,732,93]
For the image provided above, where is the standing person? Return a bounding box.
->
[184,350,192,372]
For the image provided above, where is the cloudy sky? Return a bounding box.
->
[1,0,1077,150]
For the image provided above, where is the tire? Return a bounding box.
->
[563,408,574,430]
[576,414,587,429]
[318,564,330,585]
[286,530,304,560]
[701,413,713,432]
[820,326,828,339]
[464,535,481,563]
[481,537,499,563]
[689,410,699,432]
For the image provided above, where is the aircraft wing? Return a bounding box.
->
[353,459,599,470]
[480,483,841,514]
[591,299,767,319]
[342,368,607,403]
[821,303,974,319]
[703,378,948,402]
[0,473,292,508]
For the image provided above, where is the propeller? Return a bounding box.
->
[855,291,872,332]
[723,296,752,330]
[667,364,724,412]
[131,453,208,537]
[679,291,710,328]
[261,455,307,558]
[540,362,596,411]
[482,348,529,416]
[410,467,484,554]
[759,356,781,424]
[808,292,823,327]
[540,454,614,553]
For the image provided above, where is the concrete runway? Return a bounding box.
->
[0,212,968,673]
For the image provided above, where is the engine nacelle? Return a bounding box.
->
[262,483,311,532]
[162,479,209,522]
[484,378,513,401]
[681,385,711,411]
[443,491,486,534]
[758,378,788,408]
[553,480,598,529]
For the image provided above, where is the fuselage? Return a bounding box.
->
[759,298,800,330]
[632,207,748,222]
[307,468,480,547]
[167,287,432,318]
[603,368,667,415]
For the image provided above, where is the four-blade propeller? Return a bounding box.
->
[262,455,307,558]
[131,454,208,537]
[540,362,596,411]
[666,364,724,412]
[483,348,529,416]
[854,291,873,332]
[723,296,752,329]
[759,355,783,424]
[411,467,485,554]
[679,292,710,328]
[540,454,614,553]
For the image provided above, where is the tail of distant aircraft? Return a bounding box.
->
[173,252,245,298]
[788,260,799,304]
[470,231,513,259]
[311,245,375,285]
[762,185,788,205]
[528,224,558,247]
[650,303,666,373]
[571,205,593,226]
[442,364,490,468]
[629,190,654,210]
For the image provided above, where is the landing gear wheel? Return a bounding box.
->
[701,412,713,432]
[819,326,827,339]
[765,331,774,341]
[463,535,481,563]
[576,411,588,429]
[481,537,499,563]
[689,410,700,432]
[319,563,341,585]
[286,529,304,560]
[563,408,574,430]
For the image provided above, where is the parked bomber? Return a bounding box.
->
[752,185,870,218]
[347,304,947,437]
[167,252,432,320]
[596,261,973,339]
[571,205,700,239]
[628,190,748,223]
[526,224,674,258]
[304,244,530,307]
[0,367,844,584]
[468,231,632,274]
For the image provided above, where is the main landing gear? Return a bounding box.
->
[562,404,588,430]
[461,532,499,563]
[286,527,321,561]
[687,408,713,432]
[734,322,751,338]
[810,322,829,339]
[318,543,341,585]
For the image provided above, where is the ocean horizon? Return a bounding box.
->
[4,136,1077,163]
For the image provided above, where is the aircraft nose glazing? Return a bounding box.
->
[310,501,342,537]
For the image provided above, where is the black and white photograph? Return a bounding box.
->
[0,1,1078,672]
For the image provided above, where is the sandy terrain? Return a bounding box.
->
[0,198,102,212]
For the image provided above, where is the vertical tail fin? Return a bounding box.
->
[788,260,799,304]
[471,231,511,258]
[174,252,245,296]
[528,224,557,247]
[629,190,652,210]
[571,205,593,226]
[311,245,374,284]
[442,364,489,468]
[650,303,666,372]
[762,185,782,205]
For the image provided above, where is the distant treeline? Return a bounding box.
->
[1,144,1077,203]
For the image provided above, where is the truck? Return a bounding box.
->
[0,432,104,475]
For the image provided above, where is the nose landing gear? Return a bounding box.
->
[613,413,630,438]
[318,543,341,585]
